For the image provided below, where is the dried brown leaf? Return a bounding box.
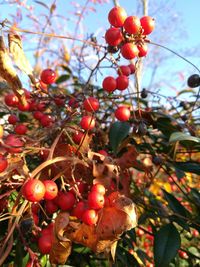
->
[0,36,25,104]
[96,193,137,239]
[54,212,70,241]
[50,234,71,265]
[8,33,33,77]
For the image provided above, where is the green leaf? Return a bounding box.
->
[174,161,200,175]
[162,190,190,230]
[56,74,70,84]
[156,117,180,138]
[169,132,200,143]
[154,223,181,267]
[109,121,130,154]
[162,190,189,218]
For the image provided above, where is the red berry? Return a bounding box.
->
[22,179,46,202]
[54,96,65,106]
[5,134,24,153]
[57,191,76,211]
[91,183,106,195]
[115,106,131,121]
[14,124,27,135]
[140,16,155,35]
[80,116,95,130]
[117,65,131,76]
[37,102,46,111]
[108,6,127,27]
[33,111,44,120]
[31,203,40,214]
[102,76,117,93]
[8,114,19,125]
[40,69,57,84]
[38,234,53,254]
[128,63,135,74]
[83,97,99,112]
[88,191,105,210]
[69,97,79,108]
[105,27,123,47]
[43,180,58,200]
[123,16,141,34]
[72,131,84,144]
[45,200,58,214]
[72,201,87,219]
[178,250,188,259]
[0,155,8,173]
[120,43,138,59]
[82,209,98,225]
[4,94,19,107]
[40,115,54,127]
[18,102,30,112]
[116,75,129,91]
[137,43,148,57]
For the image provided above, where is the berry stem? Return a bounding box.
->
[149,41,200,73]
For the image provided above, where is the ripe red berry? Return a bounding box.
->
[38,234,53,254]
[116,75,129,90]
[33,111,44,120]
[102,76,117,93]
[5,134,24,153]
[54,96,65,106]
[117,65,131,76]
[91,183,106,195]
[22,179,46,202]
[69,97,79,108]
[128,63,135,74]
[120,43,138,59]
[14,124,27,135]
[80,116,95,130]
[72,131,84,144]
[178,250,188,259]
[83,97,99,112]
[4,94,19,107]
[88,191,105,210]
[108,6,127,27]
[45,200,58,214]
[18,101,30,112]
[105,27,123,47]
[137,43,148,57]
[115,106,131,121]
[8,114,19,125]
[123,16,141,34]
[82,209,98,225]
[57,191,76,211]
[40,69,57,84]
[0,155,8,173]
[72,201,87,219]
[40,114,54,127]
[36,102,46,111]
[140,16,155,35]
[43,180,58,200]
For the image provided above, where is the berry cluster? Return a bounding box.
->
[22,180,106,255]
[106,6,155,59]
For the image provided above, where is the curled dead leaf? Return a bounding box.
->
[54,212,70,241]
[50,233,71,265]
[96,193,137,239]
[0,36,26,105]
[8,33,35,84]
